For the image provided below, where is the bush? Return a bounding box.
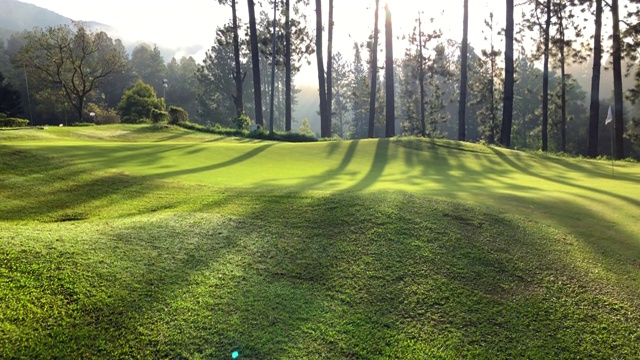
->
[70,122,96,127]
[168,106,189,124]
[85,103,121,125]
[117,80,165,124]
[150,108,169,123]
[174,121,318,142]
[0,117,29,127]
[232,113,252,130]
[248,128,317,142]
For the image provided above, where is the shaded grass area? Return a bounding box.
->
[1,129,640,358]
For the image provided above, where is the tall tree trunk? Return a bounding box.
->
[248,0,264,126]
[76,95,84,122]
[587,0,602,158]
[285,0,292,131]
[269,0,277,134]
[368,0,380,138]
[458,0,469,141]
[489,48,496,145]
[384,0,395,138]
[315,0,330,137]
[612,0,625,159]
[232,0,244,118]
[542,0,551,152]
[560,23,567,153]
[500,0,514,147]
[327,0,334,135]
[419,13,426,138]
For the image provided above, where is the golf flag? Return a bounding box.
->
[605,106,613,125]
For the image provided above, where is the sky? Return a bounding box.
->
[17,0,511,85]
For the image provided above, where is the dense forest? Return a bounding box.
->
[1,0,639,159]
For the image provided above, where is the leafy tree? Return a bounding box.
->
[217,0,245,118]
[13,23,127,122]
[0,72,23,116]
[166,56,200,121]
[98,39,136,109]
[471,13,503,144]
[198,22,249,126]
[331,52,351,138]
[349,42,369,139]
[130,43,167,96]
[512,54,543,149]
[116,80,165,123]
[298,117,314,135]
[548,0,589,153]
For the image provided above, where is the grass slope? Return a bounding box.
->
[1,125,639,358]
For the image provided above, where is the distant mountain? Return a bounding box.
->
[0,0,71,32]
[0,0,112,38]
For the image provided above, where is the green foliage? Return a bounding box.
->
[0,72,23,117]
[0,117,29,127]
[117,80,165,124]
[168,105,189,124]
[248,128,317,142]
[150,109,169,124]
[175,121,317,142]
[70,122,96,127]
[232,113,252,130]
[12,23,127,122]
[298,117,314,135]
[85,103,121,125]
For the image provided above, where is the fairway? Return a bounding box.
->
[1,125,640,358]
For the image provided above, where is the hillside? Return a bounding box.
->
[0,0,71,33]
[1,125,639,358]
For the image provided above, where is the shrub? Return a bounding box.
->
[85,103,121,125]
[174,121,318,142]
[248,129,317,142]
[0,117,29,127]
[168,106,189,124]
[151,108,169,123]
[117,80,165,123]
[232,113,252,130]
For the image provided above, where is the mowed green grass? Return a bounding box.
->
[1,125,639,358]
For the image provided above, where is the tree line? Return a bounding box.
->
[0,0,639,159]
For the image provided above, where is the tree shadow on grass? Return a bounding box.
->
[150,144,275,180]
[488,147,640,209]
[346,139,390,192]
[189,191,640,358]
[0,146,178,222]
[3,186,640,358]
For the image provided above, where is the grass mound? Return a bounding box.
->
[1,125,640,358]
